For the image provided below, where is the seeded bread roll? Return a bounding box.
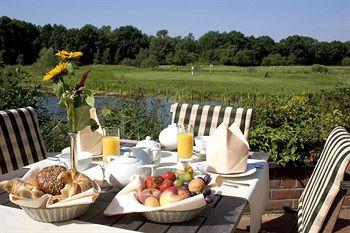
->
[36,165,67,195]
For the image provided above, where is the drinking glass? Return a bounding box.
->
[177,125,193,163]
[103,127,120,164]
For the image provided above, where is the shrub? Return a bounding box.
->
[311,64,328,74]
[34,47,57,73]
[261,54,286,66]
[120,58,136,66]
[0,67,69,152]
[239,87,350,167]
[99,96,167,140]
[342,57,350,66]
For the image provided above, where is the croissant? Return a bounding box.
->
[0,179,44,199]
[57,169,94,199]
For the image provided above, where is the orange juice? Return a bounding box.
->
[177,133,193,160]
[103,136,120,163]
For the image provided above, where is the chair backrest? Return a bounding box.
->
[0,107,46,175]
[170,103,253,138]
[297,126,350,233]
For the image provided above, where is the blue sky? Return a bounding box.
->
[0,0,349,42]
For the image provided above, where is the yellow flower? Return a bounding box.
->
[68,51,83,60]
[55,50,83,61]
[43,62,68,81]
[55,50,70,60]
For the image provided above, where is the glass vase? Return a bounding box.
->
[69,132,78,171]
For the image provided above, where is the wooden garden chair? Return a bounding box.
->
[0,107,46,175]
[170,103,253,139]
[169,103,269,162]
[291,126,350,233]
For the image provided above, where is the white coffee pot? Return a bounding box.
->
[159,123,178,150]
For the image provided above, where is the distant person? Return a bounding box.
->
[209,64,214,72]
[264,72,270,78]
[191,66,195,76]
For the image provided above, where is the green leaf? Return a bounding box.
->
[74,105,91,132]
[67,62,73,74]
[53,81,64,98]
[86,95,95,107]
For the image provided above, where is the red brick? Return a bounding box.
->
[267,200,294,211]
[296,179,308,188]
[271,189,302,200]
[270,180,281,189]
[343,196,350,206]
[281,179,296,189]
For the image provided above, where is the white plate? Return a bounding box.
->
[198,162,256,178]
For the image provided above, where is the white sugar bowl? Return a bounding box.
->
[159,123,178,151]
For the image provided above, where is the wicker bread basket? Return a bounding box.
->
[21,204,91,223]
[142,206,206,223]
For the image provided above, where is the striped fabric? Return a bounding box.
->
[297,127,350,233]
[170,103,253,138]
[0,107,46,175]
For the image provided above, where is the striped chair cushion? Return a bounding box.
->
[170,103,253,138]
[297,126,350,233]
[0,107,46,175]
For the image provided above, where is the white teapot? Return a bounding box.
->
[133,136,161,166]
[104,156,153,189]
[159,123,178,150]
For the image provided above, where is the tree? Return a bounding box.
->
[76,24,99,64]
[313,41,347,65]
[148,30,175,64]
[112,25,149,63]
[277,35,318,65]
[233,50,257,66]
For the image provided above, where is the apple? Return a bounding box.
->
[138,188,161,204]
[188,178,206,193]
[145,196,160,207]
[159,186,190,206]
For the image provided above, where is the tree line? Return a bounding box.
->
[1,16,350,67]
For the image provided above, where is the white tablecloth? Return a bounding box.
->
[18,151,269,233]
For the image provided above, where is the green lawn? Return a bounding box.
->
[30,65,350,98]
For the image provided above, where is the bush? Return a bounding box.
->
[342,57,350,66]
[261,54,286,66]
[311,64,328,74]
[239,87,350,167]
[99,96,166,140]
[34,47,57,73]
[120,58,136,66]
[0,67,69,152]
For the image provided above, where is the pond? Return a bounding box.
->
[36,96,225,124]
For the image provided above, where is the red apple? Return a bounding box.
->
[138,188,161,204]
[159,186,190,206]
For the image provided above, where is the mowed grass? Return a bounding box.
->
[30,65,350,96]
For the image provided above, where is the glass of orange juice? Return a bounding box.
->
[103,127,120,164]
[177,125,193,163]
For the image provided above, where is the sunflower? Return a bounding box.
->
[43,62,68,81]
[55,50,83,61]
[68,51,83,60]
[55,50,70,60]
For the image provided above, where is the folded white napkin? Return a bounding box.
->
[206,123,250,174]
[103,175,207,215]
[9,165,100,208]
[78,108,104,155]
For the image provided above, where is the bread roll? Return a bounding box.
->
[36,165,67,195]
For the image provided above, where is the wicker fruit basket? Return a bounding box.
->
[142,206,206,223]
[21,204,91,223]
